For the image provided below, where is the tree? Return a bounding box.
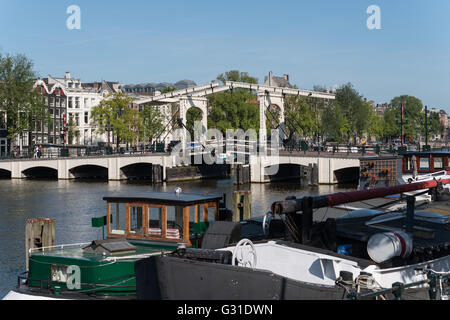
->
[161,86,176,94]
[91,92,134,147]
[381,108,399,142]
[207,70,259,133]
[366,110,384,141]
[390,95,423,141]
[284,95,315,140]
[139,104,164,144]
[321,101,350,143]
[67,117,79,145]
[421,110,444,140]
[334,83,368,143]
[186,107,203,137]
[0,53,49,149]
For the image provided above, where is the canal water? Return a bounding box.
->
[0,179,356,298]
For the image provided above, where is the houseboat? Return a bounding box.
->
[135,179,450,300]
[359,150,450,190]
[4,191,225,300]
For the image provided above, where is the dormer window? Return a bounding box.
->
[68,83,73,88]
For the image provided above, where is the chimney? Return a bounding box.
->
[283,74,289,82]
[65,72,71,79]
[269,71,273,86]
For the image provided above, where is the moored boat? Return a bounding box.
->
[135,179,450,300]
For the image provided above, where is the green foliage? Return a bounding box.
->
[216,70,258,85]
[186,107,203,136]
[161,86,176,94]
[390,95,423,139]
[334,83,369,142]
[67,117,79,145]
[321,101,350,142]
[208,70,259,133]
[91,92,136,145]
[139,105,165,143]
[284,95,315,139]
[426,112,444,136]
[0,53,50,144]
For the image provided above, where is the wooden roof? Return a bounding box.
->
[103,192,222,206]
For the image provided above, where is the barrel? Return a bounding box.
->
[367,231,413,263]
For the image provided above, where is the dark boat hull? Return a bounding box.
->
[135,256,347,300]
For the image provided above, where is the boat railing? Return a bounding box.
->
[17,270,137,296]
[345,268,450,300]
[29,242,92,254]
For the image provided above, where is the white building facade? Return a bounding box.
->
[34,72,122,146]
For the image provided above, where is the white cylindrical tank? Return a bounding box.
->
[367,231,413,263]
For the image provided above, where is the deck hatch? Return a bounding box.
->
[83,239,136,255]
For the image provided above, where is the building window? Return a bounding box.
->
[68,97,73,109]
[84,112,89,124]
[68,83,73,88]
[75,97,80,108]
[84,98,88,107]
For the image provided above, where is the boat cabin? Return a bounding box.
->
[103,192,223,247]
[402,151,450,174]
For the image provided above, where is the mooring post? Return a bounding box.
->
[25,218,55,271]
[232,191,252,222]
[302,197,314,244]
[406,196,415,235]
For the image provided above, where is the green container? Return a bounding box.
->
[91,216,107,228]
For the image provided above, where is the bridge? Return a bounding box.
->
[134,79,335,144]
[0,150,363,185]
[0,77,365,184]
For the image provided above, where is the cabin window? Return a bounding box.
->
[148,207,163,237]
[130,206,143,235]
[189,206,197,233]
[419,157,430,170]
[434,157,444,170]
[149,207,162,229]
[166,206,182,240]
[110,203,126,235]
[196,205,216,223]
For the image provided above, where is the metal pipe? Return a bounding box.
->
[272,178,450,215]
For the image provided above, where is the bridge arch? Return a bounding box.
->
[264,163,303,182]
[22,167,58,179]
[0,168,11,179]
[333,167,360,184]
[179,96,208,138]
[186,106,204,137]
[69,165,108,180]
[120,162,154,181]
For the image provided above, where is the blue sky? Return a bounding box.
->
[1,0,449,112]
